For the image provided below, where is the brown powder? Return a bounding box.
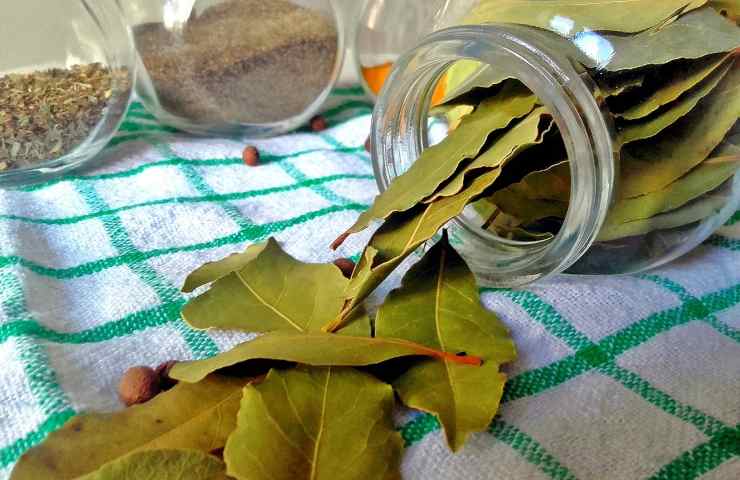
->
[134,0,339,125]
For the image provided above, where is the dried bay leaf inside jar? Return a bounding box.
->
[345,0,740,288]
[126,0,342,137]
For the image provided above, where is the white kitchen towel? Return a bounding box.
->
[0,88,738,479]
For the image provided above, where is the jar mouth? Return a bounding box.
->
[371,24,617,287]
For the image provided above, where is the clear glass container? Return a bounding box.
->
[121,0,345,137]
[368,1,740,286]
[0,0,135,186]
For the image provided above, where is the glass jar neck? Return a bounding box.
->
[371,24,617,287]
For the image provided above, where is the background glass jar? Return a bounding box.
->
[0,0,135,186]
[369,1,740,286]
[120,0,345,137]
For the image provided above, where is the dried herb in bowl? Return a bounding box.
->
[0,63,113,171]
[133,0,339,126]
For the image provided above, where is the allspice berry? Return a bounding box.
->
[333,257,356,278]
[310,115,328,132]
[118,366,161,407]
[242,145,260,167]
[155,360,179,391]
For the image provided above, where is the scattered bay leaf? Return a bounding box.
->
[10,376,245,480]
[328,168,503,331]
[224,367,403,480]
[182,238,348,332]
[615,53,730,121]
[375,234,516,451]
[619,63,740,198]
[182,241,267,293]
[170,331,482,384]
[618,58,732,144]
[333,82,537,245]
[76,450,228,480]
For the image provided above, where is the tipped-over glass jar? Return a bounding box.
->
[369,0,740,286]
[0,0,135,186]
[121,0,345,137]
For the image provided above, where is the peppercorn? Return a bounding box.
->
[118,366,161,407]
[310,115,328,132]
[242,145,260,166]
[333,258,356,278]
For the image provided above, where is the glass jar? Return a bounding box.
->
[121,0,345,137]
[370,1,740,286]
[0,0,135,186]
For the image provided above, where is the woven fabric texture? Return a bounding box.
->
[0,89,738,479]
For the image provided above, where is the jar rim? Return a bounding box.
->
[370,23,618,287]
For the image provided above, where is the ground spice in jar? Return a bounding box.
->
[0,63,113,171]
[133,0,339,125]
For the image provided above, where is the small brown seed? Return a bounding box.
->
[310,115,328,132]
[242,145,260,167]
[118,366,161,407]
[364,136,372,153]
[155,360,179,391]
[333,258,356,278]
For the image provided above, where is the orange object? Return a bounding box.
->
[362,62,447,105]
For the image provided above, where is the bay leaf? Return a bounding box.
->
[710,0,740,22]
[605,141,740,225]
[594,8,740,72]
[615,53,730,121]
[596,72,645,97]
[465,0,707,35]
[441,61,510,107]
[182,241,267,293]
[10,376,246,480]
[333,82,537,245]
[182,238,348,333]
[76,450,228,480]
[618,58,732,144]
[619,63,740,199]
[170,330,482,384]
[224,366,403,480]
[597,189,728,241]
[328,168,503,331]
[489,190,569,225]
[491,161,571,203]
[424,107,554,202]
[375,234,516,452]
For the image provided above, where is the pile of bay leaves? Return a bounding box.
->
[433,0,740,244]
[11,234,516,479]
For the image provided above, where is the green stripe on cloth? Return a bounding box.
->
[398,414,578,480]
[726,211,740,226]
[489,419,578,480]
[706,235,740,252]
[648,426,739,480]
[0,203,368,280]
[0,270,77,470]
[75,182,218,360]
[0,300,183,345]
[17,146,365,193]
[0,410,75,469]
[0,174,373,226]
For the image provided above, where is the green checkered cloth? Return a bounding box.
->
[0,87,738,479]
